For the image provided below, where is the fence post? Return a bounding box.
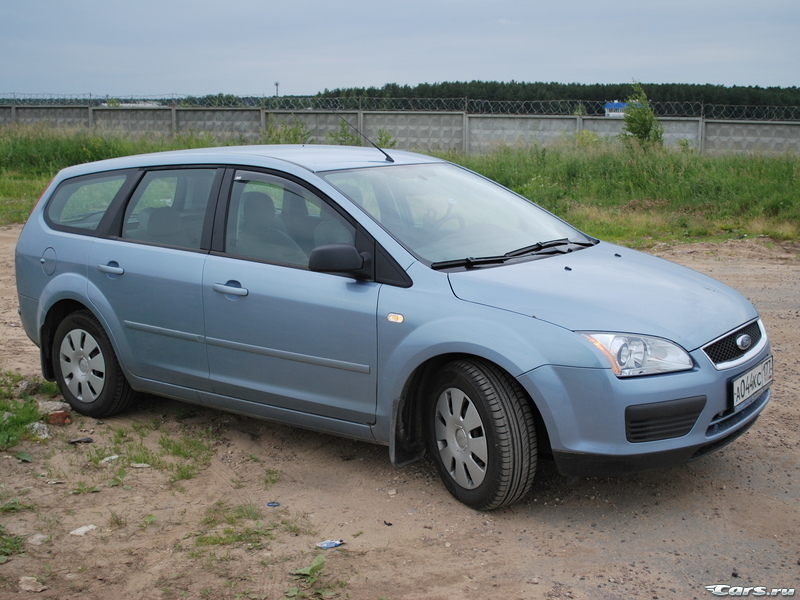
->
[699,116,706,153]
[463,113,470,154]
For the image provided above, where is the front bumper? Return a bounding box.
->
[552,388,768,477]
[519,341,772,478]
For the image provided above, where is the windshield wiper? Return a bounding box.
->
[430,255,511,270]
[430,238,597,271]
[504,238,595,257]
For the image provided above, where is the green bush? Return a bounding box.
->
[261,115,313,145]
[620,82,664,146]
[327,119,361,146]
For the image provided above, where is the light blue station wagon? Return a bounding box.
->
[15,145,773,509]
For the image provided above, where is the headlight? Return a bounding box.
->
[581,332,693,377]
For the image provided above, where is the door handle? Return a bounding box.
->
[97,262,124,277]
[212,282,249,297]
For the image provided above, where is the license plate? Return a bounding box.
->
[731,356,773,407]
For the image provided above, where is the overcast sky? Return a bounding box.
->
[2,0,798,98]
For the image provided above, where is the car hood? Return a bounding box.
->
[446,242,758,351]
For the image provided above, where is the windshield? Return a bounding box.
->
[322,162,591,265]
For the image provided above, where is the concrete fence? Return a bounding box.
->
[2,105,799,154]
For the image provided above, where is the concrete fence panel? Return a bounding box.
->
[582,116,625,139]
[468,116,577,154]
[661,119,702,148]
[271,111,356,144]
[176,109,261,140]
[363,112,465,151]
[13,106,90,129]
[93,108,173,136]
[0,107,13,125]
[704,121,800,153]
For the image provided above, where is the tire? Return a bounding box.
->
[52,310,135,418]
[425,359,537,510]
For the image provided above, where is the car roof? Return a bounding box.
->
[56,144,444,178]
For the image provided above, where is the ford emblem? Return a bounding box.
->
[736,334,753,351]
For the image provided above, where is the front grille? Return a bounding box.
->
[703,320,762,366]
[625,396,706,443]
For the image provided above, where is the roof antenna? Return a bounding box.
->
[334,109,394,163]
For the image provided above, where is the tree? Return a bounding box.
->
[620,83,664,145]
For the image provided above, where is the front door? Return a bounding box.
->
[202,170,380,423]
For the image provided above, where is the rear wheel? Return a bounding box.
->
[52,311,135,418]
[425,359,538,510]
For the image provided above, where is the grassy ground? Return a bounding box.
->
[2,124,798,245]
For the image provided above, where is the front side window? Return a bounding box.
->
[225,171,355,267]
[122,168,217,249]
[45,173,128,232]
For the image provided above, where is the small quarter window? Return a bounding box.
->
[45,173,128,232]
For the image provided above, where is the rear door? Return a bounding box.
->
[202,170,380,423]
[88,167,220,390]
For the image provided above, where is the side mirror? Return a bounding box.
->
[309,244,368,275]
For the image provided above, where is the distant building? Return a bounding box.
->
[604,101,627,118]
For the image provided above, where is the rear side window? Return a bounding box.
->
[122,168,217,249]
[45,173,128,232]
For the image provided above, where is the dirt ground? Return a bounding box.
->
[1,223,798,600]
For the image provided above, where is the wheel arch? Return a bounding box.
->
[39,298,92,381]
[389,352,551,467]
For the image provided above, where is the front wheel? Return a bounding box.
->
[52,311,135,418]
[425,359,537,510]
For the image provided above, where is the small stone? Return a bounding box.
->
[28,422,51,439]
[18,380,40,395]
[38,400,71,413]
[27,534,49,546]
[69,524,98,536]
[444,542,451,548]
[47,411,71,425]
[387,488,397,496]
[67,437,94,444]
[19,576,48,592]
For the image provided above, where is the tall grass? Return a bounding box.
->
[438,137,800,244]
[0,125,221,223]
[0,124,222,175]
[2,125,798,244]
